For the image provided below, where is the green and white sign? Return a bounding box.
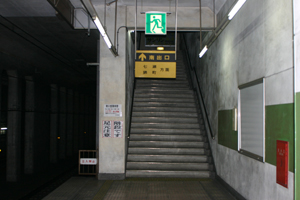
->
[145,12,167,35]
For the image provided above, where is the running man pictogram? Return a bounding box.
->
[145,12,166,35]
[151,16,163,33]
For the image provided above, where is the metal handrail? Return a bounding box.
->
[127,78,136,138]
[182,34,215,140]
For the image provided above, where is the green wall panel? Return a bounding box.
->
[295,93,300,198]
[265,103,294,172]
[218,109,237,150]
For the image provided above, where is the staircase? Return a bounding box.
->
[126,52,214,178]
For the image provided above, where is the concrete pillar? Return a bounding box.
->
[59,87,67,159]
[50,84,58,163]
[97,6,127,180]
[6,70,22,182]
[73,91,79,154]
[66,89,73,157]
[24,77,35,174]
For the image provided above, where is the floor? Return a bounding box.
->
[0,158,77,200]
[43,177,237,200]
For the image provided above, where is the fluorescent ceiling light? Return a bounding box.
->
[93,16,112,49]
[228,0,246,20]
[1,127,7,130]
[94,17,106,36]
[199,46,208,58]
[103,35,112,49]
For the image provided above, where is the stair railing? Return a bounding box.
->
[181,34,215,140]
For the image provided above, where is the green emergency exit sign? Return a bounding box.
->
[145,12,167,35]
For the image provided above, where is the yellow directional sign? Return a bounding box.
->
[139,53,147,61]
[135,50,176,78]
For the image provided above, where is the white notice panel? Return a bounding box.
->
[80,158,97,165]
[104,104,122,117]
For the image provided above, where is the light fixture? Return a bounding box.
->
[1,127,7,130]
[103,35,112,49]
[93,17,113,49]
[94,17,106,36]
[57,137,61,140]
[228,0,247,20]
[199,45,208,58]
[157,47,164,51]
[81,0,118,56]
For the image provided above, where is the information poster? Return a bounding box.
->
[104,104,122,117]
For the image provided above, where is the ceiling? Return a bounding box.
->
[0,0,227,93]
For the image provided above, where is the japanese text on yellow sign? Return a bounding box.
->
[135,50,176,78]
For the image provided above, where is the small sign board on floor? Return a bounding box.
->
[80,158,97,165]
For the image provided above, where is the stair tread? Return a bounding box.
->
[126,170,212,178]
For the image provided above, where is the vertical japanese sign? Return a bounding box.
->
[102,120,112,138]
[145,12,167,35]
[113,121,123,138]
[102,120,123,138]
[135,50,176,78]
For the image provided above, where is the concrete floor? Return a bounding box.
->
[43,177,237,200]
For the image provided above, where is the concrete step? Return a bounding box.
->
[133,102,197,108]
[134,93,194,98]
[126,170,212,178]
[129,134,204,142]
[130,128,203,135]
[135,83,190,88]
[135,80,188,85]
[135,89,193,94]
[129,141,206,148]
[176,72,187,76]
[126,162,212,171]
[127,147,206,155]
[131,117,199,123]
[176,74,187,78]
[134,98,195,103]
[132,107,197,113]
[127,154,208,163]
[135,87,193,92]
[132,112,198,117]
[175,77,187,81]
[131,123,201,129]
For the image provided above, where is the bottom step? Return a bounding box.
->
[126,170,212,178]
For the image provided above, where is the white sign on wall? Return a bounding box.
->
[104,104,122,117]
[80,158,97,165]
